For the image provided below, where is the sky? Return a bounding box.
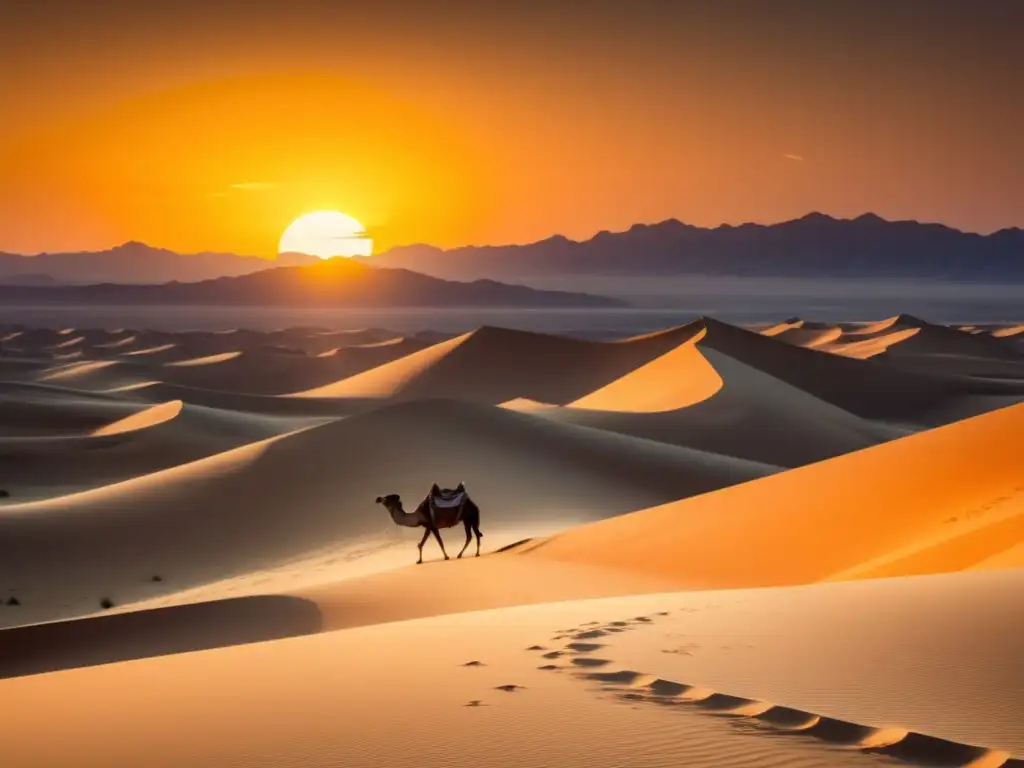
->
[0,0,1021,258]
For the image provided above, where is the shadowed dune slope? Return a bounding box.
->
[697,318,1024,424]
[288,324,706,403]
[783,315,1024,367]
[0,400,184,459]
[0,381,149,436]
[522,401,1024,588]
[874,314,1024,360]
[15,339,430,396]
[105,379,373,417]
[0,398,775,627]
[512,339,903,467]
[0,380,310,497]
[150,339,429,394]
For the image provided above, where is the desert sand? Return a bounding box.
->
[1,315,1022,768]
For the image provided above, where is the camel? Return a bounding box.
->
[375,482,484,564]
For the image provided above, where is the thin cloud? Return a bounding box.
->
[783,153,805,162]
[230,182,278,191]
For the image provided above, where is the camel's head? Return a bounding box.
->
[375,494,402,511]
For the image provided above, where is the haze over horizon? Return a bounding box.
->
[2,0,1021,259]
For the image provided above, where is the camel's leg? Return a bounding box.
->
[416,527,431,564]
[474,522,483,557]
[430,526,450,560]
[457,520,472,559]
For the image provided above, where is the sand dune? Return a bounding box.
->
[0,378,308,499]
[0,381,148,436]
[0,397,773,627]
[10,336,431,396]
[508,335,901,467]
[764,324,843,348]
[119,342,179,358]
[819,327,921,358]
[0,400,184,458]
[696,317,1024,425]
[35,359,121,383]
[1,315,1021,768]
[875,314,1022,360]
[291,324,705,403]
[164,350,243,367]
[991,324,1024,339]
[1,570,1020,767]
[765,316,1024,373]
[523,401,1024,587]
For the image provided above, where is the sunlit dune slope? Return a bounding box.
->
[818,327,921,359]
[289,324,705,403]
[990,324,1024,339]
[1,570,1020,768]
[512,336,902,466]
[522,401,1024,587]
[765,324,843,348]
[0,397,774,627]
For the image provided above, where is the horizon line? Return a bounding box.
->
[2,209,1020,260]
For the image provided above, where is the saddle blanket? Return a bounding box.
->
[429,490,467,528]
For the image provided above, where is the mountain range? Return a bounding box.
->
[0,258,624,308]
[357,213,1024,282]
[0,214,1021,290]
[0,241,319,285]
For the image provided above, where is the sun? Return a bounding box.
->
[278,210,373,259]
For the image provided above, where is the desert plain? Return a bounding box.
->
[0,313,1022,768]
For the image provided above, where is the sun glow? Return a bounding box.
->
[279,210,373,259]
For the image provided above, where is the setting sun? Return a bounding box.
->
[278,210,372,259]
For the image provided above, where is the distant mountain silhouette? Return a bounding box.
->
[0,242,319,284]
[0,258,625,308]
[359,213,1024,281]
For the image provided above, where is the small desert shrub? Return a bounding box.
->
[151,575,163,582]
[5,596,19,606]
[100,597,114,609]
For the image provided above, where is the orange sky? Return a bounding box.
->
[1,1,1020,257]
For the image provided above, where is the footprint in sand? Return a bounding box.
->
[525,645,546,651]
[461,660,486,667]
[464,700,486,707]
[565,642,604,653]
[494,684,525,692]
[538,664,560,671]
[571,629,607,640]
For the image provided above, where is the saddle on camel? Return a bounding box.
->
[375,482,484,564]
